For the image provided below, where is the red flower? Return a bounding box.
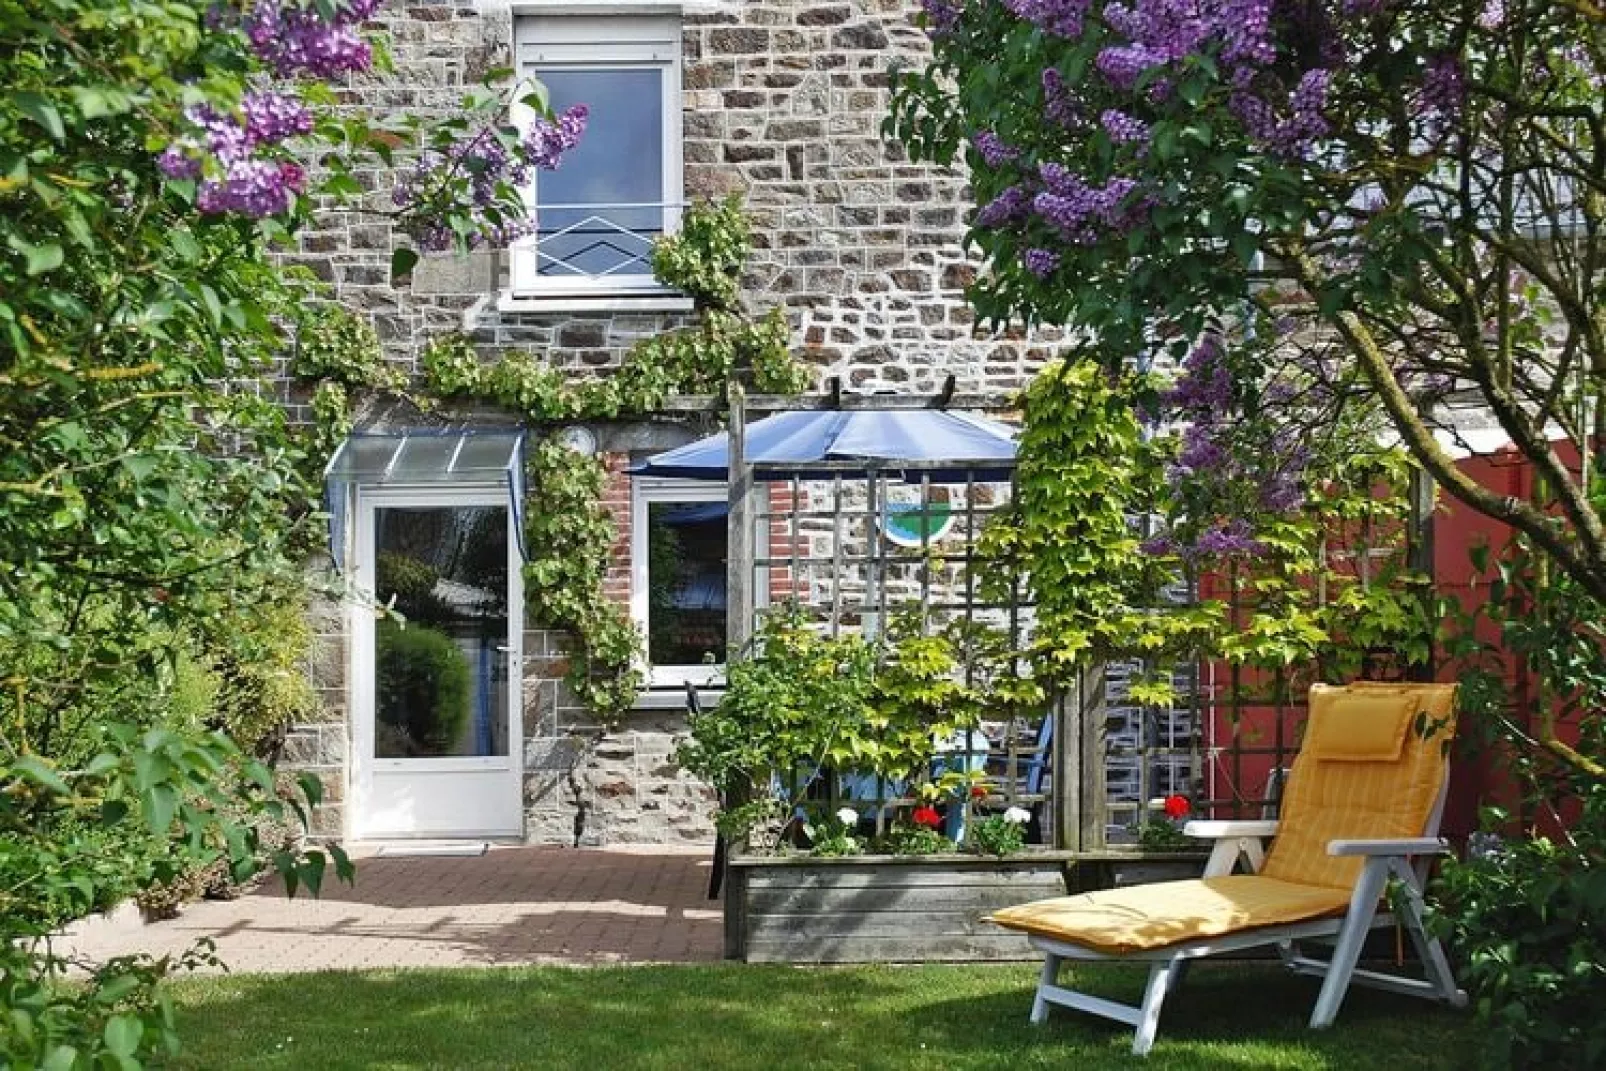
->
[970,785,989,800]
[1163,794,1191,820]
[912,805,942,828]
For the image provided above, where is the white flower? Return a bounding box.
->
[836,807,860,826]
[1003,806,1031,825]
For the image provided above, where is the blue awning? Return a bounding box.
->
[629,410,1018,482]
[323,429,527,572]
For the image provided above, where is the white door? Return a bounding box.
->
[351,486,523,839]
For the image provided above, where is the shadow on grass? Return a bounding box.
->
[167,962,1482,1071]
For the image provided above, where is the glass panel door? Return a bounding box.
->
[371,505,510,761]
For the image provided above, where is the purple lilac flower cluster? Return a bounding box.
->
[971,130,1021,168]
[918,0,963,35]
[394,105,589,251]
[241,0,383,80]
[1418,54,1466,137]
[1100,108,1150,146]
[1041,69,1085,128]
[1229,67,1333,159]
[158,95,313,217]
[1023,248,1062,277]
[1150,332,1311,559]
[1033,163,1147,242]
[976,185,1032,228]
[1001,0,1092,38]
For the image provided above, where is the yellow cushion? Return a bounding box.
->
[987,876,1352,955]
[1302,691,1417,761]
[1261,682,1458,890]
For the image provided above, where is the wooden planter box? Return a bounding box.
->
[724,852,1072,963]
[1067,849,1212,893]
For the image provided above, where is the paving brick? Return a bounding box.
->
[55,846,721,972]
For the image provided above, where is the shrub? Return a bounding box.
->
[1432,786,1606,1070]
[968,810,1029,857]
[374,621,471,756]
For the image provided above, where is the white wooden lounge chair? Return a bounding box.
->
[987,682,1467,1055]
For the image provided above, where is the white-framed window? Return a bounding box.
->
[511,14,683,299]
[630,477,727,687]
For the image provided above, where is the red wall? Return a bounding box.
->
[1202,440,1588,839]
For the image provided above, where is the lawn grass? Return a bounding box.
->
[167,962,1482,1070]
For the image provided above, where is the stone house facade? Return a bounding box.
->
[282,0,1076,846]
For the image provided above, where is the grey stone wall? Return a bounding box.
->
[521,630,716,847]
[279,1,1078,846]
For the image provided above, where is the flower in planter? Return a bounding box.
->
[804,805,864,857]
[1004,805,1032,825]
[970,784,990,801]
[912,805,942,829]
[1132,794,1194,850]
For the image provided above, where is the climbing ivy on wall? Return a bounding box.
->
[298,196,811,723]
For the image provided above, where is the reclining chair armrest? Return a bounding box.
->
[1183,820,1280,839]
[1327,837,1448,857]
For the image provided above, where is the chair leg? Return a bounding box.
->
[1166,957,1191,996]
[1310,858,1388,1029]
[1394,866,1467,1007]
[1030,952,1062,1024]
[1133,959,1177,1056]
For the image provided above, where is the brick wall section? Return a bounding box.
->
[280,1,1079,846]
[600,453,635,608]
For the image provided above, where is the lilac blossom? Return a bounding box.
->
[196,159,306,217]
[162,97,315,219]
[394,105,590,251]
[1033,166,1147,241]
[1100,109,1151,145]
[971,129,1021,168]
[1419,54,1467,135]
[242,0,379,80]
[1193,520,1264,556]
[1023,248,1062,277]
[976,185,1032,227]
[1041,68,1084,127]
[1001,0,1092,38]
[919,0,963,35]
[158,146,203,180]
[241,90,314,145]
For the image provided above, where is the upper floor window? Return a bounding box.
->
[512,15,683,299]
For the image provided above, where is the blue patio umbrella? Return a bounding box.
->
[627,409,1017,482]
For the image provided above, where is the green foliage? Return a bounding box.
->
[869,823,950,856]
[1132,820,1191,852]
[679,605,1011,852]
[374,621,472,756]
[1431,790,1606,1070]
[1003,360,1195,679]
[419,197,810,422]
[676,603,876,803]
[800,806,863,858]
[967,814,1026,857]
[651,194,750,313]
[522,440,643,721]
[203,596,322,756]
[291,305,402,392]
[0,731,351,1069]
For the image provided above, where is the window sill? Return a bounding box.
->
[496,290,696,316]
[631,685,722,712]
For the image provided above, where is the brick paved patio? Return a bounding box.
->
[56,845,723,972]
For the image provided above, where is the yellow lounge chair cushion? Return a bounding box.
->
[1302,691,1417,761]
[1263,682,1458,890]
[987,875,1352,955]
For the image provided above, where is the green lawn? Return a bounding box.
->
[167,962,1482,1070]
